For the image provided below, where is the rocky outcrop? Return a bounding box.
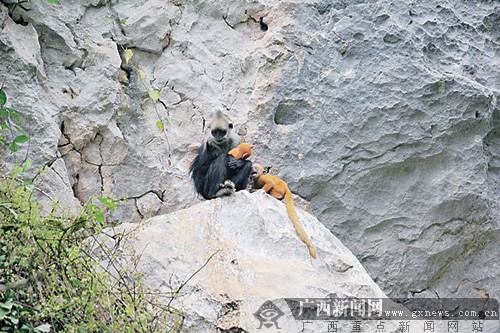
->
[108,191,400,332]
[0,0,498,309]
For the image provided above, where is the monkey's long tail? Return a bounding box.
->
[284,190,317,259]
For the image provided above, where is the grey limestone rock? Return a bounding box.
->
[107,191,402,332]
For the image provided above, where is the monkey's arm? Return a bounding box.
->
[260,174,276,193]
[228,156,249,171]
[228,156,252,191]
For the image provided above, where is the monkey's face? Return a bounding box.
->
[252,164,265,179]
[207,111,235,144]
[211,127,229,142]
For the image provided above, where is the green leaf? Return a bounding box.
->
[22,180,35,190]
[0,108,8,118]
[14,135,29,144]
[8,142,18,153]
[148,90,161,104]
[22,158,32,172]
[9,109,21,124]
[94,210,104,224]
[138,70,146,81]
[16,126,28,136]
[70,217,86,234]
[97,197,116,211]
[156,120,164,132]
[0,89,6,106]
[0,299,13,310]
[47,0,60,3]
[103,16,113,25]
[35,324,51,332]
[124,49,133,65]
[0,308,9,320]
[11,165,22,177]
[87,203,105,223]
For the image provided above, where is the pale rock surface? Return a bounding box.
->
[110,191,401,332]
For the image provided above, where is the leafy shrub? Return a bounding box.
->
[0,85,182,332]
[0,177,183,332]
[0,88,29,154]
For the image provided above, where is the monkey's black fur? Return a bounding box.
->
[228,155,253,190]
[190,112,252,199]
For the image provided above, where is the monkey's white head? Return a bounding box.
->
[206,111,240,151]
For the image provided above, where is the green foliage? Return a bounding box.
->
[0,292,50,332]
[0,90,6,106]
[0,178,183,332]
[96,197,117,211]
[123,49,172,138]
[0,88,30,154]
[103,16,127,26]
[156,120,165,132]
[148,90,161,104]
[124,49,133,65]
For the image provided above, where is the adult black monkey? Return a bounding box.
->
[190,111,252,199]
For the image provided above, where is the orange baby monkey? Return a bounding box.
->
[228,142,252,159]
[252,164,317,259]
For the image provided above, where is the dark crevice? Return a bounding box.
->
[222,14,235,30]
[58,120,84,203]
[104,0,127,37]
[158,99,169,114]
[58,142,71,148]
[223,14,269,32]
[65,49,89,72]
[410,288,428,296]
[59,120,81,154]
[160,32,171,52]
[64,22,82,48]
[116,190,166,205]
[138,190,164,202]
[72,174,80,202]
[62,86,78,99]
[134,199,144,219]
[44,157,58,169]
[259,17,268,32]
[97,135,105,193]
[0,0,30,26]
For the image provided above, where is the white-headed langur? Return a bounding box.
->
[190,111,252,199]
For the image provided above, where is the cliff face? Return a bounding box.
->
[1,0,499,303]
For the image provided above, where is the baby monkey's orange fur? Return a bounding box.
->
[228,143,252,159]
[252,164,317,259]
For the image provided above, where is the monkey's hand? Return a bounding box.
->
[215,180,236,197]
[228,156,247,171]
[220,180,235,189]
